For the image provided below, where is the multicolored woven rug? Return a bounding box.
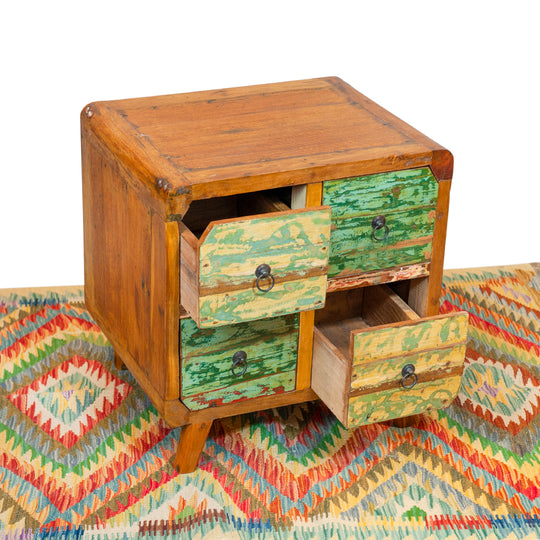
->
[1,264,540,539]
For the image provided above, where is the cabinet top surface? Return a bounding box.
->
[82,77,451,204]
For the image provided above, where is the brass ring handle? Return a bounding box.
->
[231,350,248,377]
[400,364,418,389]
[371,215,390,241]
[255,263,275,292]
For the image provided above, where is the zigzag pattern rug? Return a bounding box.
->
[1,264,539,539]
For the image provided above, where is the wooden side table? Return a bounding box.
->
[81,77,467,473]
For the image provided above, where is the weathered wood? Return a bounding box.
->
[180,314,299,410]
[311,284,468,428]
[185,387,318,424]
[351,312,468,364]
[347,375,462,426]
[323,168,438,278]
[182,206,331,327]
[326,263,429,292]
[350,346,464,392]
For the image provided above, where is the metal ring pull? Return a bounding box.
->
[371,215,390,241]
[231,350,248,377]
[255,263,275,292]
[400,364,418,389]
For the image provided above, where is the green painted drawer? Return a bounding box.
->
[312,285,468,428]
[180,206,331,328]
[180,313,299,410]
[322,168,438,278]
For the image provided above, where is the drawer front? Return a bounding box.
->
[347,313,468,426]
[348,378,461,426]
[197,207,331,327]
[180,314,299,410]
[322,168,438,278]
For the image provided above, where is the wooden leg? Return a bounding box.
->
[113,351,125,370]
[389,413,423,429]
[173,421,213,474]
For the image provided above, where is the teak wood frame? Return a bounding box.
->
[81,77,455,473]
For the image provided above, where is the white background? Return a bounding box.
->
[1,1,539,288]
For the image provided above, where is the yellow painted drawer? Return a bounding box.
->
[312,285,468,428]
[180,192,331,328]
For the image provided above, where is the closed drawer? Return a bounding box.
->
[180,192,331,328]
[180,313,299,410]
[312,285,468,428]
[323,168,438,279]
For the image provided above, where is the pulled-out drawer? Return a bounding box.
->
[180,313,299,410]
[312,285,468,427]
[180,192,331,328]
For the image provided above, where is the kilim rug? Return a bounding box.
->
[1,263,540,539]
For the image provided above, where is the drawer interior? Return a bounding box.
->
[315,284,419,358]
[182,188,292,239]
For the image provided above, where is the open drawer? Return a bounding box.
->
[312,285,468,428]
[180,191,331,328]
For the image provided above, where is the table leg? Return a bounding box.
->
[172,421,213,474]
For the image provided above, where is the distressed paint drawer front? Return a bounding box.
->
[322,168,438,278]
[182,206,331,328]
[311,287,468,428]
[180,314,299,410]
[346,314,468,426]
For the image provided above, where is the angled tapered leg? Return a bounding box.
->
[113,351,125,370]
[173,421,213,474]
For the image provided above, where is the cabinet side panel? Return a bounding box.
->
[82,134,179,401]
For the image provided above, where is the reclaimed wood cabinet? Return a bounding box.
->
[81,77,468,473]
